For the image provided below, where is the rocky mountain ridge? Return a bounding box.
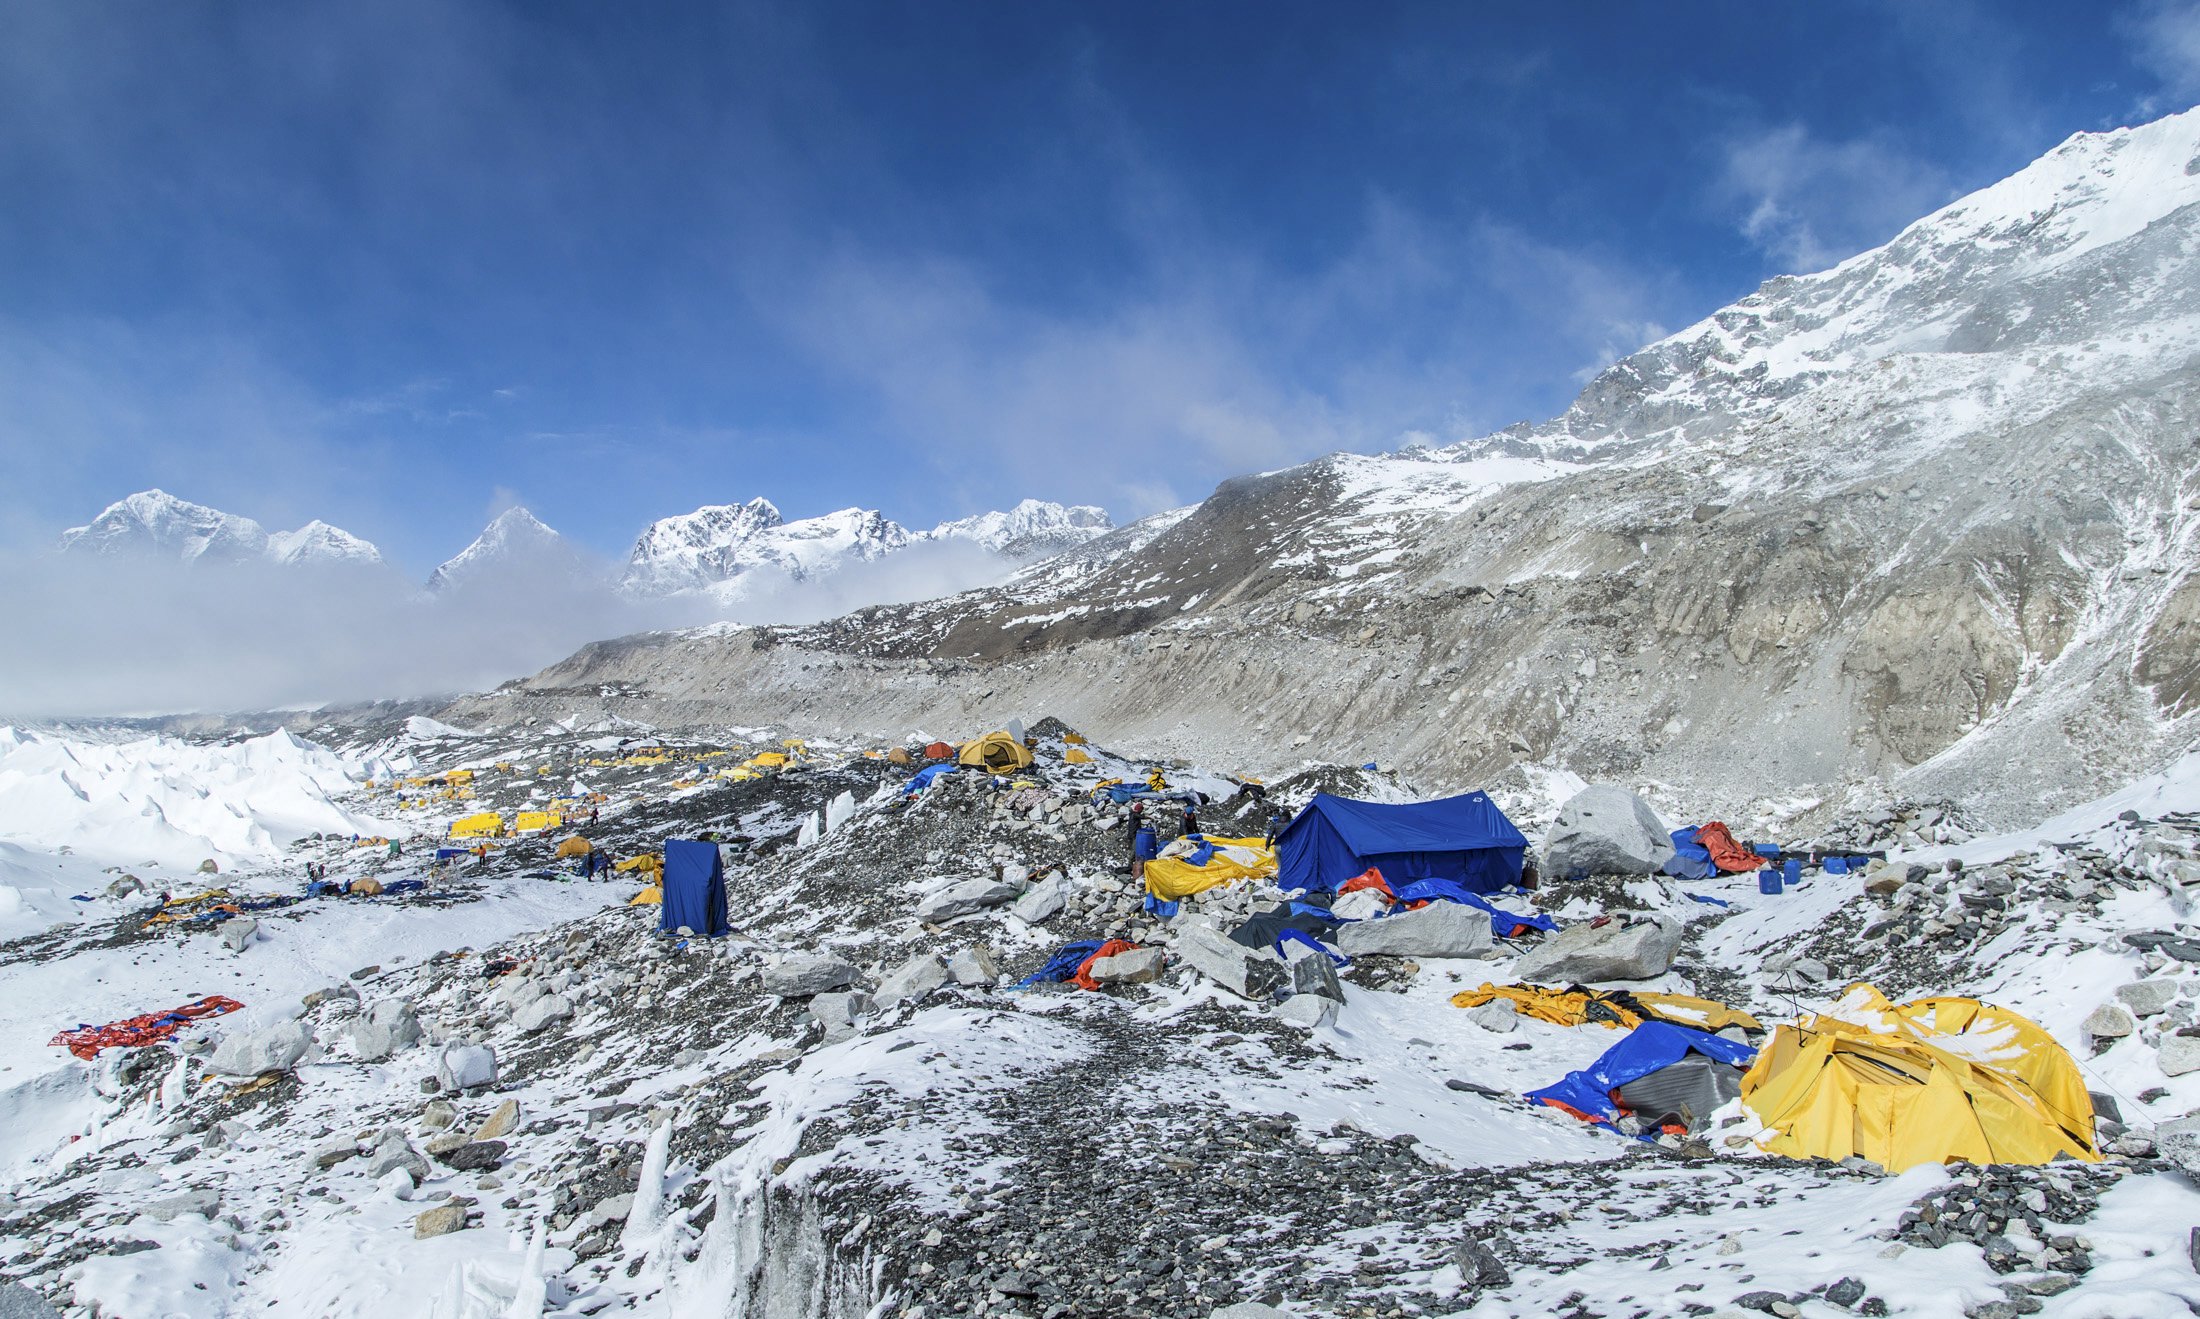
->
[444,107,2200,830]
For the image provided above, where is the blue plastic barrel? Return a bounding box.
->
[1759,869,1784,895]
[1783,858,1802,889]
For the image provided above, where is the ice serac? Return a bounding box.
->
[426,507,568,592]
[59,490,384,568]
[447,107,2200,826]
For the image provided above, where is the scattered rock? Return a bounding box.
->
[471,1099,519,1142]
[875,953,949,1006]
[145,1189,219,1221]
[1274,995,1339,1028]
[2083,1003,2135,1040]
[2161,1035,2200,1077]
[0,1283,63,1319]
[760,952,860,997]
[1010,874,1068,925]
[436,1044,498,1092]
[1088,946,1167,985]
[219,917,257,952]
[916,878,1021,924]
[349,999,422,1062]
[437,1141,507,1172]
[413,1203,469,1239]
[946,944,1000,987]
[1174,919,1287,1000]
[513,992,574,1034]
[2116,978,2179,1017]
[1466,999,1519,1033]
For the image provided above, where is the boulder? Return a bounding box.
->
[1467,999,1519,1034]
[413,1203,468,1239]
[947,944,999,988]
[349,999,421,1062]
[2161,1034,2200,1077]
[145,1189,219,1221]
[1010,875,1068,925]
[420,1100,458,1131]
[219,918,257,953]
[760,953,859,997]
[1281,942,1344,1001]
[1336,903,1493,959]
[916,878,1022,924]
[1088,946,1167,985]
[366,1139,429,1185]
[471,1099,519,1141]
[1211,1306,1294,1319]
[1275,995,1339,1028]
[437,1141,506,1172]
[1175,920,1285,1000]
[436,1044,498,1092]
[2117,978,2180,1017]
[2084,1004,2135,1040]
[1542,786,1675,878]
[513,993,574,1034]
[875,953,949,1006]
[809,991,872,1039]
[0,1283,62,1319]
[206,1019,313,1077]
[1512,918,1681,983]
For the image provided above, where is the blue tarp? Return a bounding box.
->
[1388,878,1559,934]
[1662,827,1716,882]
[1276,791,1527,895]
[904,764,960,794]
[1101,785,1197,805]
[1525,1021,1756,1131]
[661,838,729,938]
[1016,940,1106,988]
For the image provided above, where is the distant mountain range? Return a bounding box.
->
[59,490,384,568]
[59,488,1113,604]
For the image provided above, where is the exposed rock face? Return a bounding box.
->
[437,109,2200,828]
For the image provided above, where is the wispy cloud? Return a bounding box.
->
[1715,124,1955,273]
[2123,0,2200,115]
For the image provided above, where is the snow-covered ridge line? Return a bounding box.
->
[60,490,384,568]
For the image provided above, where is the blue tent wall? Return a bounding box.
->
[1276,791,1528,895]
[661,838,729,938]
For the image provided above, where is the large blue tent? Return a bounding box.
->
[1275,791,1528,895]
[661,838,729,938]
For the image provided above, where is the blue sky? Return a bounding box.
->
[3,0,2197,573]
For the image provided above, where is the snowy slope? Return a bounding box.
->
[58,491,383,569]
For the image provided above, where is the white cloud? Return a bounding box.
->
[1717,124,1954,273]
[2124,0,2200,114]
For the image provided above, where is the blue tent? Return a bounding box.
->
[1526,1021,1756,1131]
[904,764,960,794]
[1276,791,1528,895]
[661,839,729,938]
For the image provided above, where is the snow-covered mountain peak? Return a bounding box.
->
[426,507,568,592]
[266,519,384,566]
[58,490,384,568]
[929,499,1112,557]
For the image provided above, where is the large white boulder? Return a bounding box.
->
[1174,920,1286,1000]
[348,999,421,1062]
[1512,917,1682,983]
[761,952,859,997]
[206,1019,313,1077]
[1335,903,1493,959]
[1543,786,1676,878]
[436,1044,498,1091]
[875,952,950,1006]
[916,878,1022,924]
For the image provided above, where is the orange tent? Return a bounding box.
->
[923,741,955,760]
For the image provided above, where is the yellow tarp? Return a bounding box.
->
[514,810,563,833]
[449,812,505,839]
[442,769,475,786]
[628,885,662,906]
[1064,747,1094,764]
[554,836,594,859]
[958,732,1033,773]
[1144,837,1277,900]
[1739,984,2098,1173]
[1450,983,1762,1033]
[749,752,788,769]
[615,853,663,877]
[1063,732,1087,745]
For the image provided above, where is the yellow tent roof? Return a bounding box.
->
[958,732,1032,772]
[1064,747,1094,764]
[554,835,594,858]
[449,812,504,838]
[1740,985,2098,1172]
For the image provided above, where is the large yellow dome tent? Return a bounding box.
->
[1739,985,2098,1172]
[957,732,1033,773]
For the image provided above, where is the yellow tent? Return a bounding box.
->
[628,884,662,906]
[1064,747,1094,765]
[1144,837,1277,901]
[1450,983,1761,1033]
[554,836,594,859]
[449,812,505,839]
[1739,985,2098,1172]
[615,853,663,878]
[749,751,789,770]
[958,732,1033,773]
[514,810,563,833]
[442,769,475,786]
[1063,732,1087,745]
